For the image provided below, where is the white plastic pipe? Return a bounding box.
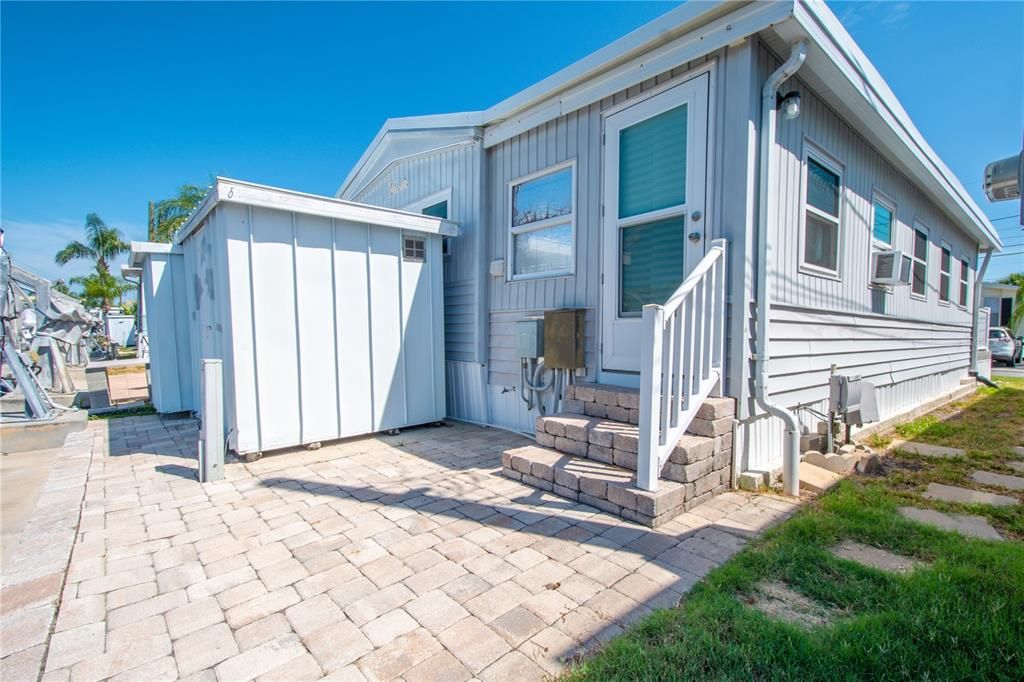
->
[755,41,807,497]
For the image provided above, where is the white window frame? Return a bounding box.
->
[870,190,896,249]
[402,234,426,262]
[506,159,577,282]
[798,141,844,280]
[938,239,953,305]
[910,220,930,301]
[957,253,970,309]
[404,188,453,258]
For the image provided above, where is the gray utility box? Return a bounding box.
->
[828,374,879,426]
[516,317,544,359]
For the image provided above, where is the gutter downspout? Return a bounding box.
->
[754,41,807,498]
[970,248,993,382]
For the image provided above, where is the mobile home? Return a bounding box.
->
[336,0,1001,523]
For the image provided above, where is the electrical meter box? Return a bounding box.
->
[516,317,544,358]
[543,309,586,369]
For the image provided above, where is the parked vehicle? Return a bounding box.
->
[989,327,1021,367]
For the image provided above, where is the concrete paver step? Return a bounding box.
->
[798,462,841,494]
[898,507,1003,541]
[971,470,1024,491]
[888,440,965,458]
[923,483,1018,507]
[830,540,924,574]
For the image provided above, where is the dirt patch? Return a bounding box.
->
[743,580,837,628]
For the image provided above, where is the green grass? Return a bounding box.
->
[566,378,1024,681]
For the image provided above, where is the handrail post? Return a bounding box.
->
[638,304,664,492]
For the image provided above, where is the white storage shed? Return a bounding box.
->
[170,178,455,459]
[129,242,195,413]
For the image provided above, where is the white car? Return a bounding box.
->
[989,327,1022,367]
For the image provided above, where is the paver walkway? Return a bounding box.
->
[1,415,797,681]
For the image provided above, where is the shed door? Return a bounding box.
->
[600,73,709,373]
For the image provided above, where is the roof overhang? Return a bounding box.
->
[336,113,483,199]
[176,177,460,245]
[128,241,179,267]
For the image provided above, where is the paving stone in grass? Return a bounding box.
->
[830,540,925,574]
[888,440,964,458]
[971,470,1024,491]
[743,581,836,629]
[1008,461,1024,473]
[898,507,1003,541]
[923,483,1018,507]
[1013,446,1024,458]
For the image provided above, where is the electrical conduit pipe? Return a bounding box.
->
[755,41,807,497]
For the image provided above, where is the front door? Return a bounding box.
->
[600,73,710,374]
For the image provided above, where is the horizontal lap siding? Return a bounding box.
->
[485,53,721,391]
[354,143,482,363]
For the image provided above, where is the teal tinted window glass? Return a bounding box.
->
[620,216,685,315]
[422,201,447,219]
[512,168,572,227]
[618,104,687,218]
[807,158,839,217]
[872,201,893,244]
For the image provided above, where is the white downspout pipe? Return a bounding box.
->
[755,41,807,497]
[970,248,992,376]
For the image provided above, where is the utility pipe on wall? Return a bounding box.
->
[754,41,807,497]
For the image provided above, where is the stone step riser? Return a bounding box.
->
[501,444,731,528]
[562,383,736,429]
[535,412,733,484]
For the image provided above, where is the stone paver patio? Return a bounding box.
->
[2,415,798,681]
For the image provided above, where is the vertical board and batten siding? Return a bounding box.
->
[739,42,978,472]
[484,51,730,430]
[352,142,483,363]
[352,142,489,425]
[140,251,194,413]
[183,203,446,456]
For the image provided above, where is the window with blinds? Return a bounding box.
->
[618,104,687,219]
[802,152,843,276]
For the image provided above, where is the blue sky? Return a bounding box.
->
[2,1,1022,284]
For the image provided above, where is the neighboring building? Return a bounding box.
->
[983,281,1023,336]
[337,0,1000,508]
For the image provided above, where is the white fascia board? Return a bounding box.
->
[483,0,740,126]
[483,1,794,147]
[176,178,459,244]
[336,112,484,199]
[792,1,1000,249]
[129,241,180,267]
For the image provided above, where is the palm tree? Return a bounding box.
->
[69,270,132,311]
[55,213,129,275]
[55,213,129,310]
[151,183,207,242]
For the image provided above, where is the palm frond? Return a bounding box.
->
[54,240,97,265]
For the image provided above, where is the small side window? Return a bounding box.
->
[938,242,952,303]
[872,195,895,247]
[403,236,426,262]
[911,224,928,298]
[801,150,843,277]
[958,258,970,308]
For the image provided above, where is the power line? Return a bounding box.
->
[991,214,1021,222]
[991,250,1024,258]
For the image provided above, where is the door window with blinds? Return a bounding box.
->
[800,147,843,277]
[508,162,575,279]
[618,104,688,315]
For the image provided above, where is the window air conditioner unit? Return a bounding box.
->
[871,249,910,286]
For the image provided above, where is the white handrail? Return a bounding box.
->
[637,239,727,491]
